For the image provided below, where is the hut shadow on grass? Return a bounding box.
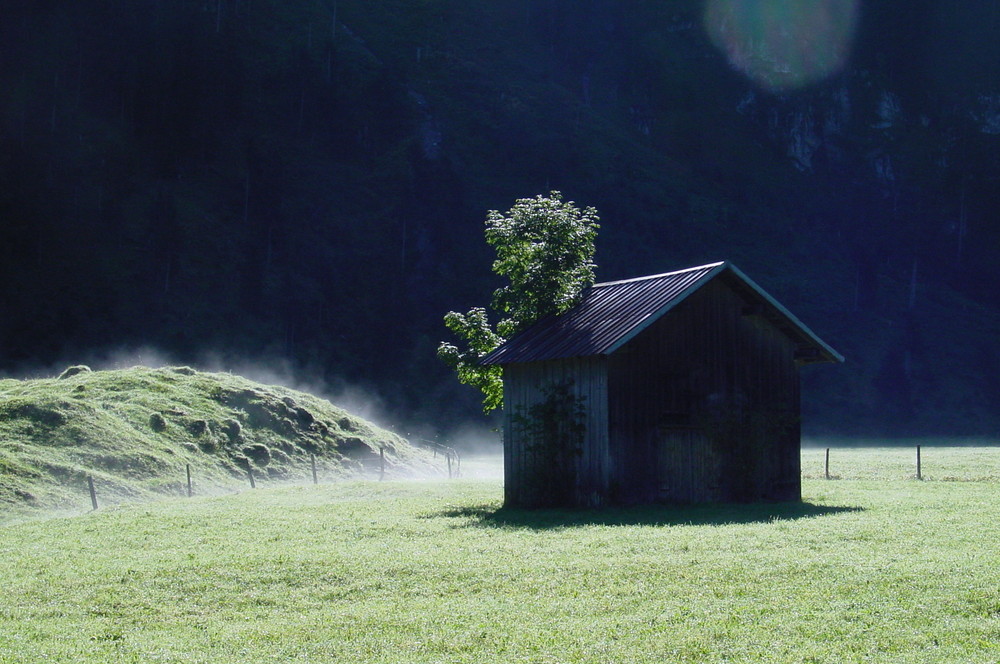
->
[437,501,863,530]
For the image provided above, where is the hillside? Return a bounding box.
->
[1,1,999,436]
[0,366,437,514]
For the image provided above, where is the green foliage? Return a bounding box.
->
[486,192,600,337]
[437,308,505,413]
[439,192,600,412]
[511,380,588,506]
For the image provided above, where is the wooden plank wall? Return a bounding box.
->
[502,356,609,507]
[608,277,801,504]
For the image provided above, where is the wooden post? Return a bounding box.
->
[447,451,453,479]
[186,464,193,497]
[916,445,922,480]
[246,462,256,489]
[825,448,830,480]
[88,476,98,510]
[311,454,318,485]
[379,447,385,481]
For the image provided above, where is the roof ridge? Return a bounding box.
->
[481,260,842,366]
[593,261,725,288]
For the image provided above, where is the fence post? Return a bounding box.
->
[916,445,922,480]
[311,454,318,485]
[379,447,386,481]
[447,451,453,479]
[88,475,98,510]
[186,464,193,497]
[825,448,830,480]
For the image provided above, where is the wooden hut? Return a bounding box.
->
[481,261,843,508]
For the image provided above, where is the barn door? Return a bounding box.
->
[656,426,720,503]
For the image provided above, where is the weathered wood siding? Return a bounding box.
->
[607,277,801,504]
[502,356,609,507]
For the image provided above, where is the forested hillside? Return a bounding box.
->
[1,1,998,437]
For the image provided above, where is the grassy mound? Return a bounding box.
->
[0,366,436,513]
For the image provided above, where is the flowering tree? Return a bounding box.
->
[437,191,600,412]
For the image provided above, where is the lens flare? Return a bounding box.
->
[704,0,859,92]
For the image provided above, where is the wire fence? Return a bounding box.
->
[78,445,999,511]
[801,445,1000,482]
[413,438,462,478]
[81,441,464,511]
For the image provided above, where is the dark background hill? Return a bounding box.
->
[1,0,998,439]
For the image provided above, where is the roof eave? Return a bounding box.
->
[724,263,844,364]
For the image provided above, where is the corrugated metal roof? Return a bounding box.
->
[480,261,843,366]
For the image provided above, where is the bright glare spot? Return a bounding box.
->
[704,0,859,91]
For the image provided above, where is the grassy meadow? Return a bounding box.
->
[1,446,999,663]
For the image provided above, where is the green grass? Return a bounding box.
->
[802,444,1000,481]
[1,447,998,663]
[0,366,436,517]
